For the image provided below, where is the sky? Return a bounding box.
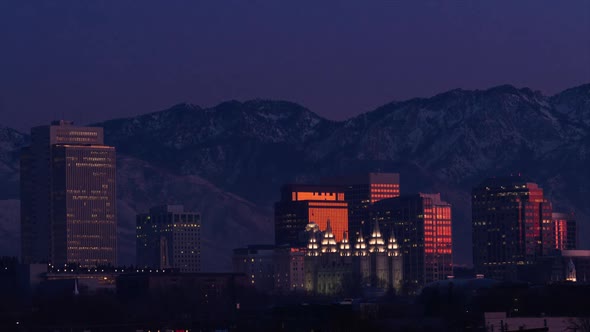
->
[1,1,589,130]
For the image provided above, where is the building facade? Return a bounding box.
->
[304,220,403,296]
[515,250,590,284]
[372,193,452,294]
[273,247,306,293]
[553,212,577,250]
[322,173,400,239]
[21,121,117,267]
[116,272,247,324]
[136,205,201,272]
[472,177,555,280]
[274,184,349,247]
[233,220,403,296]
[232,245,277,293]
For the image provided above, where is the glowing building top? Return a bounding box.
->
[275,184,349,247]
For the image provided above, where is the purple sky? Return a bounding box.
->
[1,1,589,130]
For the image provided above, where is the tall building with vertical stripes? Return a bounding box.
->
[372,193,452,294]
[553,212,577,250]
[472,176,554,280]
[21,121,117,267]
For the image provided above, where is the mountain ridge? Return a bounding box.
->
[0,82,589,269]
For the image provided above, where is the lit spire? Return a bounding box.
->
[354,228,367,256]
[73,278,79,296]
[387,229,400,257]
[371,218,382,238]
[339,231,351,256]
[368,219,385,253]
[566,258,577,282]
[321,219,338,253]
[306,225,320,256]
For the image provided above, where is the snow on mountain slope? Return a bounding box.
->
[0,83,589,267]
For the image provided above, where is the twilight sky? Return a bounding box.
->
[1,1,589,130]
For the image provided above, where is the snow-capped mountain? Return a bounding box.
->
[0,84,589,269]
[99,100,337,205]
[550,83,590,126]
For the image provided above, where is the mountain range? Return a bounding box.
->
[1,83,589,271]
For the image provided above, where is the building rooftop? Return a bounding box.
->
[475,175,539,189]
[562,250,590,258]
[149,205,187,214]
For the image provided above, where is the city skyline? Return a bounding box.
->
[5,107,588,269]
[2,2,590,330]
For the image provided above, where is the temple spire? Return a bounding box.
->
[371,218,382,238]
[321,219,338,253]
[566,258,577,282]
[387,229,400,257]
[339,231,351,256]
[368,219,385,253]
[306,224,320,256]
[354,228,367,255]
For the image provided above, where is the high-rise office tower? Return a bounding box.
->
[372,193,452,294]
[21,121,117,267]
[472,176,554,280]
[136,205,201,272]
[322,173,400,239]
[274,184,348,247]
[553,212,577,250]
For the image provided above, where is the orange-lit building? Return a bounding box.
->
[21,121,117,267]
[553,212,577,250]
[274,184,348,247]
[472,176,555,281]
[322,173,400,239]
[372,193,452,294]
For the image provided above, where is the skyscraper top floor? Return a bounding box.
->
[279,184,346,202]
[31,120,104,145]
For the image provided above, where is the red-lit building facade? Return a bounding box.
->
[472,177,555,280]
[274,184,348,247]
[322,173,400,239]
[371,193,452,294]
[553,212,577,250]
